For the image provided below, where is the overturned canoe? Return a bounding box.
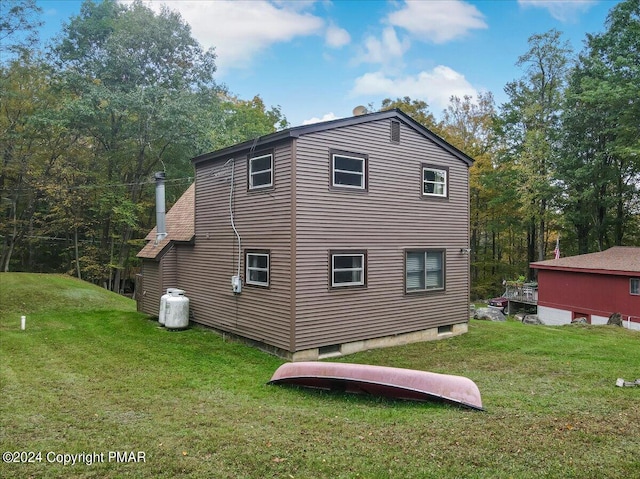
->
[269,361,483,410]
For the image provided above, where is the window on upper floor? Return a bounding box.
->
[405,250,445,292]
[631,278,640,295]
[248,153,273,190]
[331,151,367,190]
[246,250,270,287]
[422,165,448,198]
[330,251,366,288]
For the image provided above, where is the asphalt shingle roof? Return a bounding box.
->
[137,183,195,260]
[531,246,640,274]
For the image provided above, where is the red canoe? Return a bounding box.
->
[268,361,483,410]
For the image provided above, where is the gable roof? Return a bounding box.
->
[531,246,640,276]
[192,109,474,167]
[137,183,195,260]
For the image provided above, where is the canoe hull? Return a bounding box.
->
[269,362,483,411]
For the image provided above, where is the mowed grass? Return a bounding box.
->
[1,273,638,478]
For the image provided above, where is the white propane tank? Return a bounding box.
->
[159,288,178,326]
[164,289,189,330]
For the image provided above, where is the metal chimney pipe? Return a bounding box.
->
[154,171,167,244]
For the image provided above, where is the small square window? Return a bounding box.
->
[631,278,640,295]
[331,152,367,189]
[406,250,445,292]
[249,154,273,189]
[422,166,448,198]
[331,252,366,288]
[246,251,270,287]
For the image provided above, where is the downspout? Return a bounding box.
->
[229,160,242,294]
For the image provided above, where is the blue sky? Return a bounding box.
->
[36,0,621,126]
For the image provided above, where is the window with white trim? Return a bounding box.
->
[331,252,366,287]
[249,154,273,189]
[422,166,447,197]
[406,250,444,292]
[246,251,269,287]
[631,278,640,295]
[332,153,366,189]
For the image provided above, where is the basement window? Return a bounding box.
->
[246,250,270,287]
[249,153,273,190]
[631,278,640,295]
[330,251,366,288]
[438,325,453,335]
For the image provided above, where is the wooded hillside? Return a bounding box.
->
[1,0,638,298]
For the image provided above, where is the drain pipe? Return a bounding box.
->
[154,171,167,244]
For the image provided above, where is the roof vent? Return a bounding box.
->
[391,120,400,143]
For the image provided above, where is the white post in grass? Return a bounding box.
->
[21,315,26,330]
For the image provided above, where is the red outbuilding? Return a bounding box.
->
[530,246,640,330]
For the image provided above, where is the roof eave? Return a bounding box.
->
[531,263,638,276]
[191,109,475,167]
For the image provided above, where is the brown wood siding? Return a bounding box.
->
[176,143,293,350]
[140,260,161,317]
[162,246,178,291]
[293,119,470,350]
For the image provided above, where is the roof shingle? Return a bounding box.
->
[531,246,640,274]
[137,183,195,260]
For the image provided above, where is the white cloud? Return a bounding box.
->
[302,112,341,125]
[518,0,596,22]
[349,66,477,111]
[325,23,351,48]
[387,0,487,44]
[521,0,598,22]
[356,27,411,68]
[128,1,324,74]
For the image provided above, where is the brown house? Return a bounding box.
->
[137,109,474,360]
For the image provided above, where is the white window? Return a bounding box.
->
[631,278,640,295]
[332,154,366,189]
[331,252,365,287]
[423,166,447,197]
[246,251,269,287]
[406,250,444,292]
[249,154,273,189]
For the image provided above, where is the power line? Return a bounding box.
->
[3,176,194,195]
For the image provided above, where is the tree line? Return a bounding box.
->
[1,0,638,298]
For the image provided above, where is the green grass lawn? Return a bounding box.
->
[1,273,638,478]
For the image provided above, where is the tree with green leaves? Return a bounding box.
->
[0,0,42,58]
[0,53,79,272]
[438,93,510,295]
[213,94,289,150]
[378,96,438,131]
[51,0,220,290]
[500,29,572,272]
[559,0,640,252]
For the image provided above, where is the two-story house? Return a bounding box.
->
[137,109,475,360]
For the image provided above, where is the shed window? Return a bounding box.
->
[406,250,444,292]
[331,252,366,288]
[246,251,270,287]
[422,166,448,198]
[249,154,273,189]
[631,278,640,295]
[332,153,366,189]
